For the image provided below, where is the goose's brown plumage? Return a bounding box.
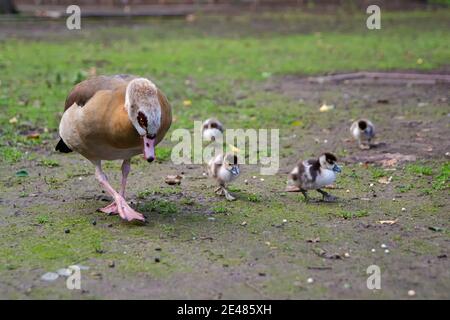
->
[64,74,136,110]
[60,75,171,161]
[57,75,172,222]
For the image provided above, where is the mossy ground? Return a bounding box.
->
[0,9,449,299]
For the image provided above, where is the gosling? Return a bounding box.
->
[350,119,375,149]
[286,152,341,202]
[208,153,240,201]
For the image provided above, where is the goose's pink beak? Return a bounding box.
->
[143,136,155,163]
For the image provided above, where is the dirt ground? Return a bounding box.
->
[276,74,450,163]
[0,7,449,299]
[1,76,449,299]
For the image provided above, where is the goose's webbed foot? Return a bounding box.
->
[98,202,119,215]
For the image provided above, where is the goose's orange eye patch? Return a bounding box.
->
[137,112,148,129]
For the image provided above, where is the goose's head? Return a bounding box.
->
[319,152,341,173]
[125,78,161,162]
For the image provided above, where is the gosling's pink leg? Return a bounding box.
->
[94,161,145,222]
[98,160,130,215]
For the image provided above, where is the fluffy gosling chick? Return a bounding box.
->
[350,119,375,149]
[208,153,240,201]
[286,153,341,202]
[202,118,224,142]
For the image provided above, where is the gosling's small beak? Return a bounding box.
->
[231,166,240,176]
[333,164,342,173]
[143,135,155,163]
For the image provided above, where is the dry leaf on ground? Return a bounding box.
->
[165,175,183,185]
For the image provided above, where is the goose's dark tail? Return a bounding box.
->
[55,138,72,153]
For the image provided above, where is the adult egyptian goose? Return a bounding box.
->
[350,119,375,149]
[286,152,341,202]
[56,75,172,222]
[202,118,224,142]
[207,153,240,201]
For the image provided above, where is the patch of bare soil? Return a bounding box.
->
[1,73,449,300]
[272,73,450,166]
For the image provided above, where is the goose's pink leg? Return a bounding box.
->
[94,161,145,222]
[98,160,130,215]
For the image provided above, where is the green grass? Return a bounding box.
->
[335,210,369,219]
[138,199,178,215]
[39,159,60,168]
[406,164,434,176]
[227,186,241,192]
[212,205,228,214]
[0,10,449,146]
[397,184,414,193]
[0,147,23,163]
[433,162,450,190]
[0,213,109,272]
[402,162,449,191]
[137,186,182,199]
[36,214,50,224]
[247,193,262,202]
[370,166,387,179]
[155,147,172,163]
